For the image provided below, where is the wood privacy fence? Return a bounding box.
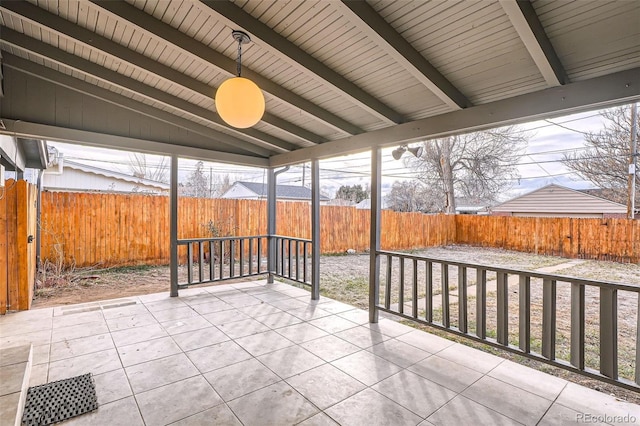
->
[39,192,639,268]
[1,180,38,313]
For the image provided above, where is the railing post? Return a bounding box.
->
[267,167,276,283]
[311,159,320,300]
[458,266,467,333]
[369,147,381,323]
[496,272,509,345]
[441,263,450,327]
[600,287,618,379]
[542,279,557,360]
[476,268,486,339]
[519,275,531,353]
[570,282,585,370]
[170,154,179,297]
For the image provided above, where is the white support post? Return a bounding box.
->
[369,147,381,323]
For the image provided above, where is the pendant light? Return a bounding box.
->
[215,30,265,129]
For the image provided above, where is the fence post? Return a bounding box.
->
[369,147,381,323]
[311,159,320,300]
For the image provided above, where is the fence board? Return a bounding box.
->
[39,192,640,267]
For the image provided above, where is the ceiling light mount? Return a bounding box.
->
[232,30,250,77]
[215,30,265,129]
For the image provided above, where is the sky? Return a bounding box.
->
[46,107,615,201]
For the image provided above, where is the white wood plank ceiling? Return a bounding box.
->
[0,0,639,166]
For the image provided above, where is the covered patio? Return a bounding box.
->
[2,279,639,425]
[1,0,640,424]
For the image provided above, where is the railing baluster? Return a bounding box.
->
[303,242,308,283]
[441,263,449,328]
[412,259,418,319]
[496,272,509,345]
[209,241,215,280]
[542,279,557,360]
[248,238,253,275]
[385,255,392,310]
[219,240,224,279]
[240,239,245,276]
[280,238,285,276]
[399,257,405,315]
[256,237,262,274]
[476,268,486,339]
[187,243,193,285]
[458,266,468,333]
[426,261,433,323]
[230,240,236,278]
[295,241,300,281]
[519,275,531,353]
[288,240,293,278]
[570,282,585,370]
[198,242,204,283]
[600,287,618,379]
[274,238,279,275]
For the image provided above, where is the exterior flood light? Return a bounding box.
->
[392,145,423,160]
[215,30,265,129]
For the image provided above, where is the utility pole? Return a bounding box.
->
[301,163,306,187]
[629,103,638,219]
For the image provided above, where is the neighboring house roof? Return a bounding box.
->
[0,136,49,171]
[491,184,627,215]
[355,198,389,209]
[455,197,491,213]
[223,181,329,200]
[62,160,169,190]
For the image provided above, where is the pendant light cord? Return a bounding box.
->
[236,39,242,77]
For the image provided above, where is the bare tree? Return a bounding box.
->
[406,126,528,213]
[210,174,233,198]
[128,153,169,183]
[181,161,209,198]
[385,181,442,212]
[562,105,639,205]
[335,184,369,203]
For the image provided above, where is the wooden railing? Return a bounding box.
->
[272,235,313,286]
[177,236,268,287]
[375,250,640,392]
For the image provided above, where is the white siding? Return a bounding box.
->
[220,184,260,199]
[43,168,166,194]
[492,185,627,217]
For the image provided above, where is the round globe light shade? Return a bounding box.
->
[215,77,265,128]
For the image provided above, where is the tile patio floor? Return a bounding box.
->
[1,279,639,425]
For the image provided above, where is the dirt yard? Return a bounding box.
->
[30,245,640,404]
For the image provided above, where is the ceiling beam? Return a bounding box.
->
[87,0,362,136]
[501,0,568,87]
[2,53,274,158]
[337,0,471,110]
[1,29,296,154]
[270,67,640,166]
[0,2,312,148]
[198,0,404,125]
[0,119,269,167]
